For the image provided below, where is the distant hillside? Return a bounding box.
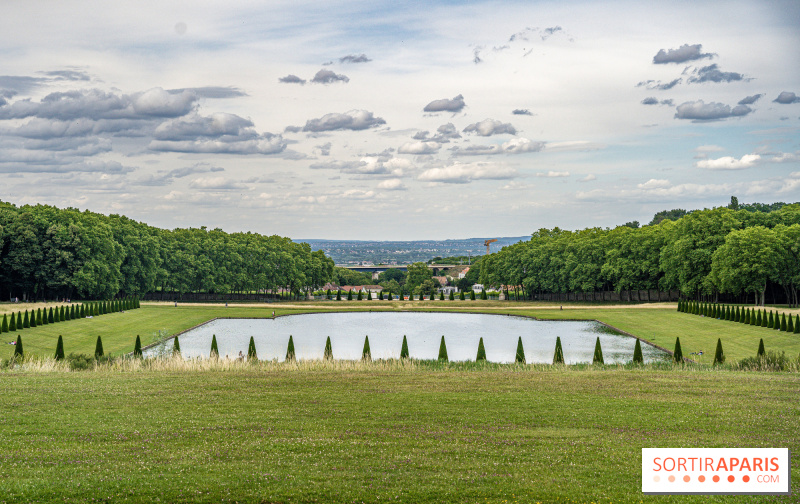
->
[301,237,528,265]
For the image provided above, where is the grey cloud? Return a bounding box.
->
[398,141,440,155]
[0,88,197,121]
[284,125,303,133]
[311,69,349,84]
[168,86,248,98]
[42,70,91,81]
[302,110,385,132]
[653,44,714,64]
[0,158,134,174]
[512,109,533,115]
[412,130,429,140]
[687,64,745,84]
[462,119,516,136]
[452,138,544,156]
[738,94,764,105]
[279,74,306,85]
[636,78,682,90]
[423,94,465,113]
[642,97,673,106]
[429,123,461,143]
[188,176,248,190]
[22,137,112,156]
[148,133,285,155]
[0,75,48,93]
[541,26,562,40]
[774,91,800,104]
[339,54,371,64]
[674,100,752,121]
[135,164,224,186]
[153,113,255,141]
[473,47,483,64]
[316,142,332,156]
[452,145,502,156]
[7,117,151,139]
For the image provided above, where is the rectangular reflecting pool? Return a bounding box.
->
[146,312,667,364]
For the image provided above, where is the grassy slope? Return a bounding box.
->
[0,368,798,503]
[1,302,799,362]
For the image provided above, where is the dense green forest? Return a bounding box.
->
[0,201,334,301]
[480,203,800,306]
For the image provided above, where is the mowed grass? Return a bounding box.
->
[0,367,798,503]
[2,302,800,363]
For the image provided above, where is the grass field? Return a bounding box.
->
[2,301,799,364]
[0,364,797,503]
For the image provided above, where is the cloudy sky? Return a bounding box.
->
[1,0,799,240]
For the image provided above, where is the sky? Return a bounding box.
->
[0,0,799,240]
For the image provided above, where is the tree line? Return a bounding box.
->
[0,201,334,300]
[480,204,800,306]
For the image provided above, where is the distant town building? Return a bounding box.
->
[472,283,484,293]
[458,267,470,279]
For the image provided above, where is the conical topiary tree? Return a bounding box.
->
[761,310,768,328]
[459,291,465,301]
[515,337,526,364]
[173,335,181,356]
[440,291,445,300]
[400,335,409,359]
[13,335,23,360]
[386,291,392,300]
[29,310,36,328]
[592,337,604,365]
[757,338,765,358]
[408,291,414,301]
[60,306,66,322]
[755,309,761,326]
[378,291,384,300]
[788,314,795,333]
[767,311,774,329]
[336,289,342,301]
[733,306,739,323]
[794,315,800,334]
[286,335,296,362]
[744,308,751,325]
[134,335,143,358]
[54,335,65,360]
[366,290,371,301]
[437,336,448,362]
[713,338,724,366]
[248,336,257,360]
[347,289,353,301]
[449,291,454,301]
[553,336,564,364]
[9,313,16,332]
[16,312,22,330]
[677,300,682,312]
[779,313,786,331]
[357,289,363,301]
[210,334,218,358]
[672,337,683,364]
[476,337,487,362]
[48,307,54,324]
[94,336,104,359]
[481,290,488,300]
[1,314,7,333]
[362,335,371,361]
[633,338,644,365]
[37,308,43,326]
[470,290,476,300]
[22,310,30,329]
[324,336,333,360]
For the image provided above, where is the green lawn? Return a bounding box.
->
[2,302,799,363]
[0,367,797,503]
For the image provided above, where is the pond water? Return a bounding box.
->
[146,312,667,364]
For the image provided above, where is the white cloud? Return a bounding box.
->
[501,138,544,154]
[536,171,570,178]
[696,154,760,170]
[417,162,518,184]
[377,178,406,190]
[579,174,596,182]
[398,141,440,155]
[462,119,516,136]
[188,176,248,190]
[637,179,671,189]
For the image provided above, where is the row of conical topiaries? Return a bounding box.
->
[0,297,141,335]
[324,289,491,301]
[678,300,799,333]
[184,334,647,365]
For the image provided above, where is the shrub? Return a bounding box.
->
[29,310,36,328]
[1,314,7,333]
[779,313,786,332]
[756,309,762,326]
[788,314,795,333]
[67,353,94,371]
[713,338,724,365]
[476,337,486,361]
[357,290,363,301]
[59,306,65,322]
[672,337,683,364]
[737,351,799,372]
[553,336,564,364]
[767,311,774,329]
[286,335,296,361]
[48,307,54,324]
[761,310,768,328]
[365,290,371,301]
[633,339,644,365]
[379,291,384,301]
[324,336,333,360]
[23,310,30,329]
[744,308,750,325]
[437,336,448,362]
[13,335,23,360]
[336,290,342,301]
[248,336,258,360]
[173,336,181,356]
[757,338,765,358]
[347,290,353,301]
[134,335,143,358]
[362,335,371,361]
[54,335,65,361]
[470,290,476,301]
[326,289,332,299]
[677,300,682,312]
[459,291,465,301]
[592,337,604,365]
[408,291,414,301]
[95,336,104,359]
[795,315,800,334]
[400,335,409,359]
[210,334,218,358]
[515,336,526,364]
[449,291,454,301]
[9,313,16,332]
[733,306,739,323]
[37,308,43,325]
